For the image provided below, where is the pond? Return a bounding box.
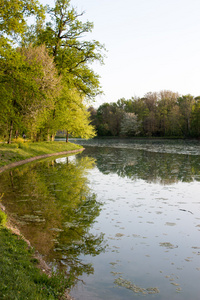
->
[1,139,200,300]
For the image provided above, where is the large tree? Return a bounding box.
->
[177,95,195,137]
[1,0,104,142]
[120,112,140,137]
[32,0,104,97]
[43,85,96,142]
[191,97,200,137]
[0,44,60,142]
[25,0,105,141]
[157,90,179,136]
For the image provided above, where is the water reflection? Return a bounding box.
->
[78,147,200,184]
[68,138,200,156]
[0,156,106,283]
[1,140,200,300]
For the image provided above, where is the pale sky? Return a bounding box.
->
[40,0,200,106]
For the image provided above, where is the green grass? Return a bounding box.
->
[0,226,71,300]
[0,141,82,167]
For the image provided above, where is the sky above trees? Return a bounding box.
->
[40,0,200,106]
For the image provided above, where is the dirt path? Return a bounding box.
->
[0,148,85,174]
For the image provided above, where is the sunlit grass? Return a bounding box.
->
[0,141,82,167]
[0,226,71,299]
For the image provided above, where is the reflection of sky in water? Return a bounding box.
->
[55,156,76,164]
[71,145,200,300]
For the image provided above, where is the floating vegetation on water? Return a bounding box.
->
[185,257,193,262]
[110,262,118,266]
[171,282,180,286]
[111,271,123,276]
[114,277,160,295]
[164,274,182,292]
[165,222,176,226]
[132,234,140,238]
[159,242,178,249]
[115,233,124,237]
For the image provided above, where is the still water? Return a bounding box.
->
[1,139,200,300]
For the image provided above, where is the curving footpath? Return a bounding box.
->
[0,148,85,174]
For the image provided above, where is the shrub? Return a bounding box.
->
[0,210,7,226]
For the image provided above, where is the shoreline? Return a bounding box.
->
[0,148,84,299]
[0,203,74,300]
[0,148,85,173]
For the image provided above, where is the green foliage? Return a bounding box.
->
[0,0,44,40]
[0,44,61,142]
[191,99,200,137]
[43,86,96,141]
[33,0,104,97]
[0,210,7,226]
[95,103,123,136]
[0,156,106,283]
[0,0,104,143]
[177,94,195,137]
[90,90,200,138]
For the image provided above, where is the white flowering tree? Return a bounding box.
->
[120,112,140,137]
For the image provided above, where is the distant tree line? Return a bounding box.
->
[89,91,200,138]
[0,0,105,143]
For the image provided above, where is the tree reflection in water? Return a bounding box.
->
[0,155,106,285]
[1,142,200,299]
[80,146,200,184]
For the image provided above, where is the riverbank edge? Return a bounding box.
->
[0,148,85,174]
[0,147,84,299]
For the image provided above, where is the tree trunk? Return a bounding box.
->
[8,120,13,144]
[187,117,190,136]
[66,131,69,142]
[15,130,19,139]
[47,128,50,142]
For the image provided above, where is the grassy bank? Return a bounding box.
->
[0,140,83,299]
[0,139,82,167]
[0,222,71,299]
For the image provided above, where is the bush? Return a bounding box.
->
[0,210,7,226]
